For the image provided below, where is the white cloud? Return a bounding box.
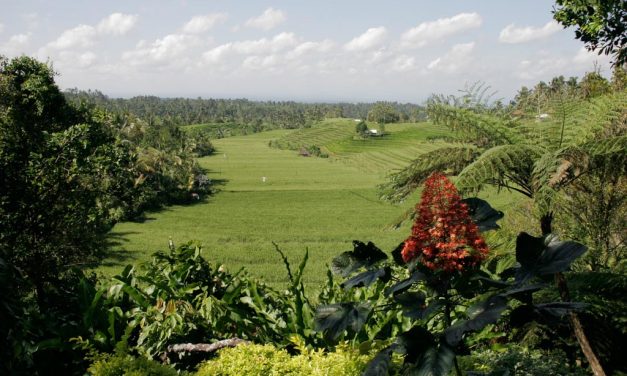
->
[499,21,560,44]
[401,13,482,48]
[427,42,475,73]
[345,27,387,51]
[122,33,201,64]
[572,46,611,66]
[286,40,335,59]
[58,50,97,68]
[203,32,299,64]
[391,55,416,72]
[1,33,32,56]
[242,54,280,71]
[245,8,286,30]
[45,13,137,51]
[182,13,228,34]
[516,58,569,80]
[97,13,138,35]
[202,43,233,63]
[48,24,97,49]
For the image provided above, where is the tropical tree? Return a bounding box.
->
[553,0,627,66]
[367,102,400,125]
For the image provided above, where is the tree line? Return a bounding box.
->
[64,90,425,132]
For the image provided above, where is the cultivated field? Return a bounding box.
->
[103,121,515,287]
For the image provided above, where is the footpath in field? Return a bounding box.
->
[105,128,429,286]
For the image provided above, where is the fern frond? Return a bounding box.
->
[427,104,517,147]
[532,134,627,211]
[455,144,544,197]
[567,91,627,145]
[379,145,479,202]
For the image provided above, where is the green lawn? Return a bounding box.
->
[102,124,518,288]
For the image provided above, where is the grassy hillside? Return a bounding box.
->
[103,122,518,288]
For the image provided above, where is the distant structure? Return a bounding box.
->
[536,113,550,121]
[298,148,311,157]
[354,118,362,122]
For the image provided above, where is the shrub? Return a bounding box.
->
[458,345,589,376]
[196,343,371,376]
[88,353,177,376]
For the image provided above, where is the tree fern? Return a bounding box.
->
[455,144,543,197]
[426,104,516,147]
[380,145,479,202]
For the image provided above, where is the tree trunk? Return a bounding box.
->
[555,273,606,376]
[542,214,606,376]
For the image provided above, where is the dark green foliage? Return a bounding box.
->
[515,233,587,282]
[342,267,392,289]
[331,241,388,277]
[462,198,504,232]
[314,200,591,375]
[458,344,589,376]
[553,0,627,66]
[314,303,372,341]
[356,120,369,135]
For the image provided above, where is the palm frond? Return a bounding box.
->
[379,145,480,202]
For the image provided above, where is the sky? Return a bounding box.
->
[0,0,614,103]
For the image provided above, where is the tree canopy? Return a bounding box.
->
[553,0,627,66]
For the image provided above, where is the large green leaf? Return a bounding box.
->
[444,295,508,346]
[409,343,455,376]
[331,241,388,277]
[342,267,392,289]
[396,326,436,364]
[385,270,427,296]
[462,197,504,232]
[394,292,427,319]
[362,346,397,376]
[314,302,371,341]
[509,302,586,327]
[516,233,587,281]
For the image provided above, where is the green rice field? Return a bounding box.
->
[103,121,516,287]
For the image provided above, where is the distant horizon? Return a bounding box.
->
[2,1,613,103]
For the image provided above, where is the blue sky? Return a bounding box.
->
[0,0,612,102]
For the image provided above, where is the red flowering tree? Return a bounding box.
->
[401,172,488,272]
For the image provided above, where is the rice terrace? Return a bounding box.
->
[106,121,512,286]
[1,0,625,375]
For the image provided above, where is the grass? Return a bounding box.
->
[104,129,417,287]
[103,122,518,288]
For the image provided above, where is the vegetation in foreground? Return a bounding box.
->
[1,1,626,372]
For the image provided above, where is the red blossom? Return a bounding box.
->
[401,172,489,273]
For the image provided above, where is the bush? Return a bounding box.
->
[88,353,177,376]
[196,343,371,376]
[457,345,589,376]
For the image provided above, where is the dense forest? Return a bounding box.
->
[64,90,426,131]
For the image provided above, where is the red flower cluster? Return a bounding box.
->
[401,172,488,273]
